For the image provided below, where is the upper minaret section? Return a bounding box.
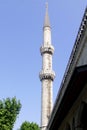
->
[44,3,50,28]
[40,3,55,81]
[40,3,54,56]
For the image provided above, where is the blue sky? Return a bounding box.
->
[0,0,87,129]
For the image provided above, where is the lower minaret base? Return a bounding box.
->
[41,79,53,130]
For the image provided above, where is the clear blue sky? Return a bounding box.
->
[0,0,87,129]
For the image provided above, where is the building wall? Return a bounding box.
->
[46,7,87,130]
[58,83,87,130]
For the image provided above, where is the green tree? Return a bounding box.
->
[19,121,40,130]
[0,97,21,130]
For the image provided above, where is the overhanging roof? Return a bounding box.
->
[47,6,87,130]
[47,65,87,130]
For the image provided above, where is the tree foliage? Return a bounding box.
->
[19,121,40,130]
[0,97,21,130]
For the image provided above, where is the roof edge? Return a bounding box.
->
[47,6,87,130]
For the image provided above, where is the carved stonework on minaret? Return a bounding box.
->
[39,3,55,130]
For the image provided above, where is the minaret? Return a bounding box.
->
[39,3,55,130]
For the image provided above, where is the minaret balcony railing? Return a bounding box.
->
[40,45,54,55]
[39,70,55,81]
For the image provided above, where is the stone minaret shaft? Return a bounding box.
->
[39,4,55,130]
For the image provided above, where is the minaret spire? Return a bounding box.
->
[46,2,48,9]
[40,3,55,130]
[44,2,50,28]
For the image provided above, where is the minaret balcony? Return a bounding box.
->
[40,45,54,55]
[39,70,55,81]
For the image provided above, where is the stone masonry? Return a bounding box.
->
[39,4,55,130]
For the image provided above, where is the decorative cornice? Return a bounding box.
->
[39,70,55,81]
[40,45,54,55]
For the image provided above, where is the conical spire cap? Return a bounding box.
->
[44,3,51,28]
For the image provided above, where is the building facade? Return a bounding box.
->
[39,4,55,130]
[46,7,87,130]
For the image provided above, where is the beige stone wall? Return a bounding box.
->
[43,27,52,45]
[42,54,52,70]
[41,79,53,130]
